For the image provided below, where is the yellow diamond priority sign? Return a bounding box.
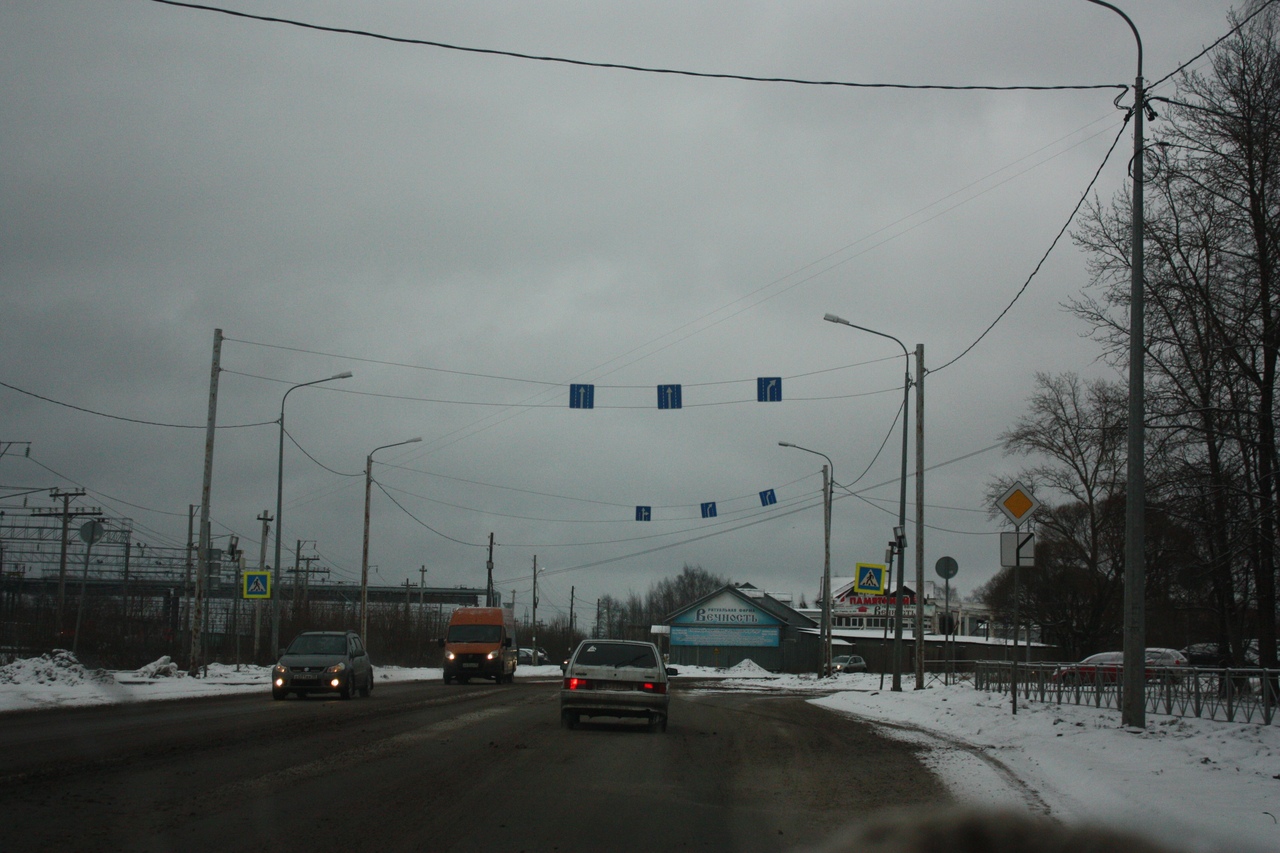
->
[997,482,1039,526]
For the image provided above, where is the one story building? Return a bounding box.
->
[662,583,819,673]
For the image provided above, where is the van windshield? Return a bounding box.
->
[447,624,501,643]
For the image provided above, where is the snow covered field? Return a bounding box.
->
[2,653,1276,851]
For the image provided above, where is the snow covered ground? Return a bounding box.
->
[2,653,1276,851]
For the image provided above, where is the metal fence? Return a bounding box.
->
[974,661,1279,726]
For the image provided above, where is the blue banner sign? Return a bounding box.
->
[671,625,780,647]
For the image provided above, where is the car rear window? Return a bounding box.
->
[574,643,657,668]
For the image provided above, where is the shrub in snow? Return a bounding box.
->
[0,650,112,686]
[135,656,181,678]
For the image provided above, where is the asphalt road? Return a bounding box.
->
[0,678,948,852]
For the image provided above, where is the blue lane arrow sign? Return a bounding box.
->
[635,506,652,521]
[657,384,683,409]
[759,489,777,506]
[700,502,717,518]
[570,384,595,409]
[757,377,782,402]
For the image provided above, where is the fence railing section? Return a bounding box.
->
[974,661,1278,726]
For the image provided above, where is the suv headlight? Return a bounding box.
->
[444,651,456,661]
[325,662,347,674]
[273,664,286,675]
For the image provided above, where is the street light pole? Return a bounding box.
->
[1085,0,1146,730]
[779,441,834,677]
[825,313,913,691]
[271,371,352,659]
[361,436,423,641]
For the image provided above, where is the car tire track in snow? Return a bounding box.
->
[824,708,1053,815]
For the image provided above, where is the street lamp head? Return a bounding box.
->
[778,441,794,447]
[331,371,354,380]
[823,313,847,325]
[407,436,423,443]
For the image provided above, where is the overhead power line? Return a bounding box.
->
[149,0,1126,93]
[0,379,274,430]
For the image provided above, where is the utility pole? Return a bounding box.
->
[122,540,132,625]
[255,510,272,662]
[486,532,495,606]
[570,585,575,634]
[292,538,302,608]
[184,504,196,636]
[190,328,222,677]
[531,555,538,657]
[31,488,98,640]
[914,344,926,689]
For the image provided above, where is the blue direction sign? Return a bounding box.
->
[757,377,782,402]
[657,384,683,409]
[700,502,717,518]
[759,489,777,506]
[569,384,595,409]
[853,563,887,595]
[243,571,271,599]
[635,506,652,522]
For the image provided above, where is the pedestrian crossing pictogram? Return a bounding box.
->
[853,563,887,595]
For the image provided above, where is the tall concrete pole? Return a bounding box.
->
[914,344,926,688]
[360,436,421,642]
[271,371,352,659]
[1086,0,1146,730]
[189,328,221,677]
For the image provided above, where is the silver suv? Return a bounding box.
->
[559,639,677,732]
[272,630,374,700]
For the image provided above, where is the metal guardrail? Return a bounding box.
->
[974,661,1279,726]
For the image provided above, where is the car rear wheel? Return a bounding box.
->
[340,677,353,700]
[648,713,667,733]
[561,710,578,729]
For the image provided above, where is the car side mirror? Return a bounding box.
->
[560,662,567,673]
[437,638,445,648]
[666,667,679,677]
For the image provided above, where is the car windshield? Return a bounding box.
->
[287,635,346,656]
[447,624,501,643]
[833,656,851,664]
[575,643,657,668]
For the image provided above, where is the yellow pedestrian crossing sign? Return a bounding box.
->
[853,563,887,595]
[243,571,271,599]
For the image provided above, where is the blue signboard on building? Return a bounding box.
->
[671,625,780,647]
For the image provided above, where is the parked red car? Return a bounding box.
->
[1051,648,1188,685]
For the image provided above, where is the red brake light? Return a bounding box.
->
[641,682,667,694]
[564,677,590,690]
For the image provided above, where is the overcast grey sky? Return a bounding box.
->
[0,1,1245,624]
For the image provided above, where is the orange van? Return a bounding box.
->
[439,606,518,684]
